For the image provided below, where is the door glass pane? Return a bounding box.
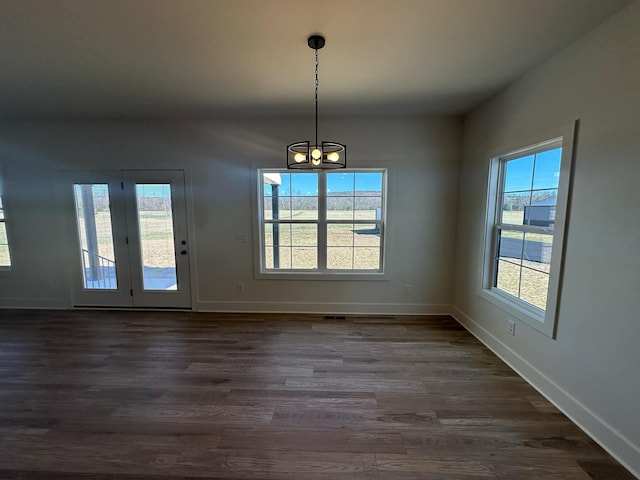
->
[0,223,11,267]
[136,184,177,291]
[73,184,117,289]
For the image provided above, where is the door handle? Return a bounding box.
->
[180,250,187,255]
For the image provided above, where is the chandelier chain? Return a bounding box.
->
[314,47,319,147]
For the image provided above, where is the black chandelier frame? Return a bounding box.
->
[287,35,346,170]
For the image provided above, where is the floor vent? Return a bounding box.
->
[324,315,347,320]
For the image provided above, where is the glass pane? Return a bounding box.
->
[264,223,291,247]
[327,172,354,195]
[263,224,273,246]
[501,192,530,225]
[520,267,549,310]
[0,223,10,267]
[523,233,553,274]
[327,197,353,220]
[0,244,9,267]
[73,184,117,289]
[355,172,382,194]
[291,197,318,220]
[533,148,561,190]
[292,174,318,196]
[291,224,316,247]
[264,246,300,269]
[354,247,380,270]
[264,246,273,269]
[496,259,521,298]
[263,191,277,221]
[272,196,290,221]
[292,247,317,269]
[497,230,524,265]
[327,224,354,246]
[135,184,177,291]
[527,189,558,228]
[504,155,534,192]
[327,247,353,270]
[355,196,381,220]
[353,224,380,247]
[276,173,292,196]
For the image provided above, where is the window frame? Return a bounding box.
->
[479,122,576,338]
[0,168,12,269]
[254,168,387,280]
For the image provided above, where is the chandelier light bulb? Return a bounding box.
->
[311,148,322,160]
[326,152,340,162]
[311,157,322,166]
[294,153,306,163]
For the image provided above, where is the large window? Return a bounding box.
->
[258,169,385,275]
[481,123,575,337]
[0,172,11,268]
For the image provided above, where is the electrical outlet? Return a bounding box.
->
[508,320,516,336]
[236,282,245,293]
[403,284,413,295]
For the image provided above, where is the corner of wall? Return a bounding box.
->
[448,304,640,479]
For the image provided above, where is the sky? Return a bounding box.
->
[504,148,561,192]
[264,172,383,196]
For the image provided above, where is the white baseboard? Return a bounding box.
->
[449,304,640,479]
[0,297,68,309]
[196,300,451,316]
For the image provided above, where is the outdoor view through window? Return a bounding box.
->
[493,147,561,311]
[0,174,10,267]
[260,170,385,272]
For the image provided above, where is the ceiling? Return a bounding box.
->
[0,0,632,120]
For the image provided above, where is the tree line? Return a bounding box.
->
[264,192,381,211]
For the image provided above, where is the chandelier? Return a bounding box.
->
[287,35,346,169]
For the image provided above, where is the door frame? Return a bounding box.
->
[64,169,193,309]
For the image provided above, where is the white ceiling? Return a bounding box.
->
[0,0,632,120]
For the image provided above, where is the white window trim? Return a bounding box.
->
[478,121,576,338]
[253,168,388,280]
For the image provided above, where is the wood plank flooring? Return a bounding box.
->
[0,309,634,479]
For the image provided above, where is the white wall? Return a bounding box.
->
[0,116,461,313]
[452,2,640,475]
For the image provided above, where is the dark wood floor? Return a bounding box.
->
[0,309,634,480]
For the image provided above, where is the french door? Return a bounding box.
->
[70,170,191,309]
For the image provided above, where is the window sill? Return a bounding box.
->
[477,287,555,338]
[255,270,388,281]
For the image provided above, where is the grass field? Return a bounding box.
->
[77,210,177,269]
[496,259,549,310]
[0,245,9,266]
[0,221,11,266]
[263,209,381,270]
